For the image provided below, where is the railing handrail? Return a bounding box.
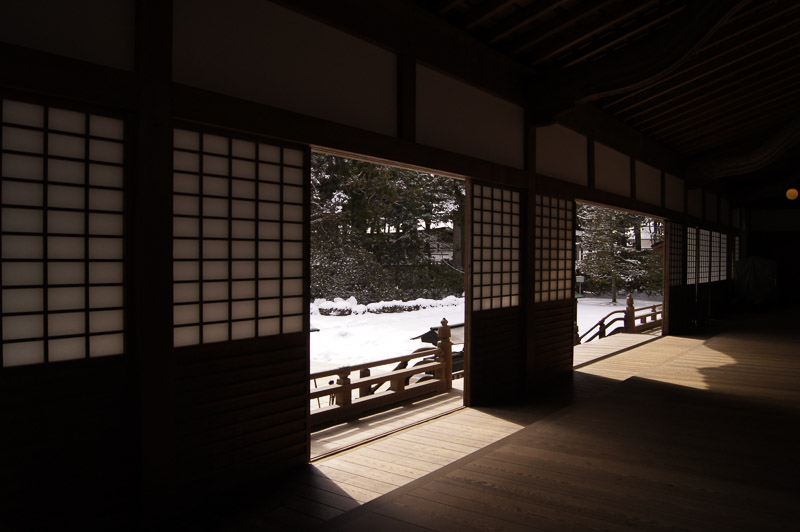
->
[578,300,664,344]
[578,309,626,343]
[309,319,455,430]
[310,347,440,380]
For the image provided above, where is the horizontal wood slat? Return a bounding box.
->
[174,341,309,491]
[531,300,575,381]
[469,307,524,405]
[0,358,134,521]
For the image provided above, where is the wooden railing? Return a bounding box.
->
[578,295,663,344]
[309,319,454,430]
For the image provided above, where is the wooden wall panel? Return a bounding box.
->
[529,300,574,382]
[174,342,308,491]
[594,142,630,197]
[0,358,135,526]
[417,65,525,169]
[173,0,397,137]
[635,161,661,206]
[535,124,588,185]
[665,173,684,213]
[0,0,135,71]
[468,307,524,405]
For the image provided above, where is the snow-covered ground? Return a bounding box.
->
[310,297,464,367]
[310,293,662,367]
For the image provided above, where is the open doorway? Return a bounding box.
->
[575,202,664,347]
[308,153,466,457]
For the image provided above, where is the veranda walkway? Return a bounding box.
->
[185,311,799,530]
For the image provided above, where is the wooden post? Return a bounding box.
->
[437,318,453,391]
[359,369,372,397]
[335,369,351,406]
[573,321,581,345]
[599,321,606,339]
[390,375,405,392]
[625,294,636,332]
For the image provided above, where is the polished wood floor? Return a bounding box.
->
[192,311,800,530]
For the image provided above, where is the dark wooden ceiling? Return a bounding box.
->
[416,0,800,203]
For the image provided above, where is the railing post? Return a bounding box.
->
[573,321,581,345]
[359,368,372,397]
[599,321,606,338]
[625,294,635,332]
[390,375,405,392]
[437,318,453,391]
[335,369,351,406]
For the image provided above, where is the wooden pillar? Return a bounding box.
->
[134,0,176,524]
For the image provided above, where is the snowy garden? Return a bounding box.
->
[309,292,662,367]
[309,155,664,370]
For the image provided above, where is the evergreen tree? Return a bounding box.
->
[310,153,464,302]
[576,203,663,300]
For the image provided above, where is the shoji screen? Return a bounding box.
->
[720,234,728,281]
[530,193,575,383]
[468,182,524,404]
[710,231,720,282]
[471,184,521,311]
[172,128,306,346]
[698,229,710,284]
[686,227,697,285]
[1,99,125,367]
[668,221,684,287]
[534,194,574,302]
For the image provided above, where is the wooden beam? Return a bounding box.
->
[529,1,749,119]
[0,42,136,109]
[687,115,800,181]
[508,0,618,56]
[133,0,177,524]
[486,0,569,44]
[172,84,530,189]
[523,0,659,65]
[464,0,517,30]
[625,50,800,127]
[603,17,800,116]
[397,54,416,142]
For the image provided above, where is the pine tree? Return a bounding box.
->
[310,153,465,302]
[576,203,663,300]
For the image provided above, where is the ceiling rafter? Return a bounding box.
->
[560,4,685,68]
[485,0,570,44]
[663,90,800,150]
[630,56,800,130]
[677,106,800,155]
[693,1,799,55]
[688,116,800,180]
[601,26,800,116]
[524,0,660,66]
[506,0,618,55]
[527,0,749,119]
[641,72,800,141]
[599,11,800,111]
[619,40,800,123]
[464,0,518,30]
[439,0,467,15]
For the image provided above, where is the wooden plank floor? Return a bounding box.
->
[324,311,800,531]
[185,311,800,530]
[573,332,661,369]
[311,380,466,458]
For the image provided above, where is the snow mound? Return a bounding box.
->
[312,295,463,316]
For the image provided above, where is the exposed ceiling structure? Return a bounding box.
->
[416,0,800,208]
